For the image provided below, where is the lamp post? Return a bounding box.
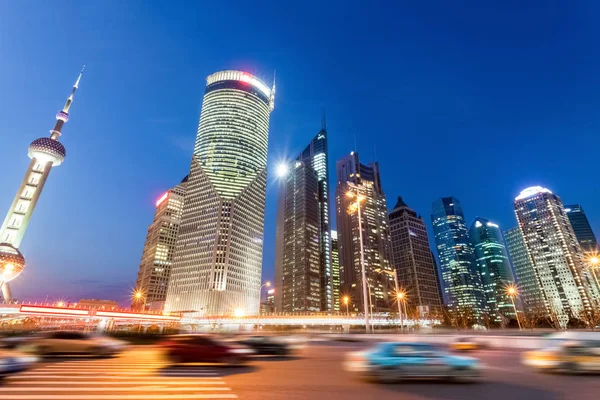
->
[132,290,145,332]
[374,268,404,332]
[343,295,350,317]
[346,184,370,333]
[587,255,600,291]
[506,284,522,331]
[257,281,271,331]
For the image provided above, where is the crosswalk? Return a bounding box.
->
[2,348,238,399]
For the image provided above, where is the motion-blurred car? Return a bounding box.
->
[161,335,254,365]
[0,350,37,379]
[345,342,482,383]
[236,336,291,356]
[523,339,600,374]
[19,331,125,358]
[450,337,487,352]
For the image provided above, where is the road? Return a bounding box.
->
[1,340,598,399]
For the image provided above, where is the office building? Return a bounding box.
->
[431,197,485,318]
[164,70,275,316]
[297,121,333,311]
[335,152,393,313]
[331,230,340,311]
[0,68,83,302]
[278,161,322,312]
[469,217,515,323]
[388,196,442,315]
[514,186,599,326]
[565,204,598,252]
[133,177,187,311]
[504,226,545,311]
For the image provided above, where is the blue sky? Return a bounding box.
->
[1,1,599,305]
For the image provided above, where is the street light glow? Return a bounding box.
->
[396,292,405,300]
[506,283,519,297]
[343,296,349,305]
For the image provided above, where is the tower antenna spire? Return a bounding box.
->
[321,109,327,131]
[51,66,84,140]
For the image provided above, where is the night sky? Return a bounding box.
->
[1,1,598,305]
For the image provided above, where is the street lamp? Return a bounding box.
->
[586,254,600,291]
[374,268,404,332]
[506,283,522,331]
[257,281,271,330]
[343,295,350,317]
[346,184,370,333]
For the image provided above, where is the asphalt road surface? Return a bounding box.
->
[1,340,598,399]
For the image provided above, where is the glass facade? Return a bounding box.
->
[164,70,274,316]
[297,128,333,311]
[388,197,442,314]
[564,204,598,252]
[469,217,515,323]
[280,161,321,312]
[336,152,393,313]
[331,230,340,311]
[431,197,485,318]
[134,178,187,311]
[513,187,599,326]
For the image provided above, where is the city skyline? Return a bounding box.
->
[2,3,600,303]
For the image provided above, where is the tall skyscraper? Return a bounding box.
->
[336,152,393,313]
[513,186,599,325]
[564,204,598,252]
[297,121,332,311]
[331,230,340,311]
[504,226,545,311]
[469,217,514,323]
[164,70,275,316]
[133,177,188,311]
[388,197,442,314]
[279,160,321,312]
[431,197,485,318]
[0,68,84,302]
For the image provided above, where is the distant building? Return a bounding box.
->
[513,186,599,326]
[469,217,515,323]
[388,196,442,315]
[78,299,119,309]
[133,177,187,311]
[504,226,544,311]
[431,197,485,318]
[265,288,275,314]
[336,152,393,313]
[331,230,340,311]
[564,204,598,252]
[279,161,321,312]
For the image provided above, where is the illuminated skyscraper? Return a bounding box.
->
[164,70,275,316]
[469,217,514,323]
[389,197,442,314]
[513,186,599,326]
[297,121,333,311]
[133,177,187,311]
[331,230,340,311]
[431,197,485,318]
[279,160,321,312]
[564,204,598,252]
[0,68,84,302]
[336,152,393,313]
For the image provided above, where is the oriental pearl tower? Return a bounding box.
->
[0,67,84,302]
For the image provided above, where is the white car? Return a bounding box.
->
[0,350,37,378]
[20,331,125,357]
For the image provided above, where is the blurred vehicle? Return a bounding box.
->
[345,342,482,383]
[161,335,254,365]
[523,335,600,374]
[450,337,487,352]
[0,350,38,379]
[0,335,32,350]
[19,331,125,357]
[236,336,291,356]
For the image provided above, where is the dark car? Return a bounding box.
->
[237,336,291,356]
[161,335,254,365]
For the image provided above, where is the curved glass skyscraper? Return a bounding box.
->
[165,70,275,316]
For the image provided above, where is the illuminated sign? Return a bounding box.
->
[156,192,169,207]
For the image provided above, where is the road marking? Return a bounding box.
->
[0,395,237,400]
[6,380,226,385]
[9,375,222,380]
[0,387,232,392]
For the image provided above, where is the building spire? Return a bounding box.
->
[51,66,84,140]
[321,109,327,131]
